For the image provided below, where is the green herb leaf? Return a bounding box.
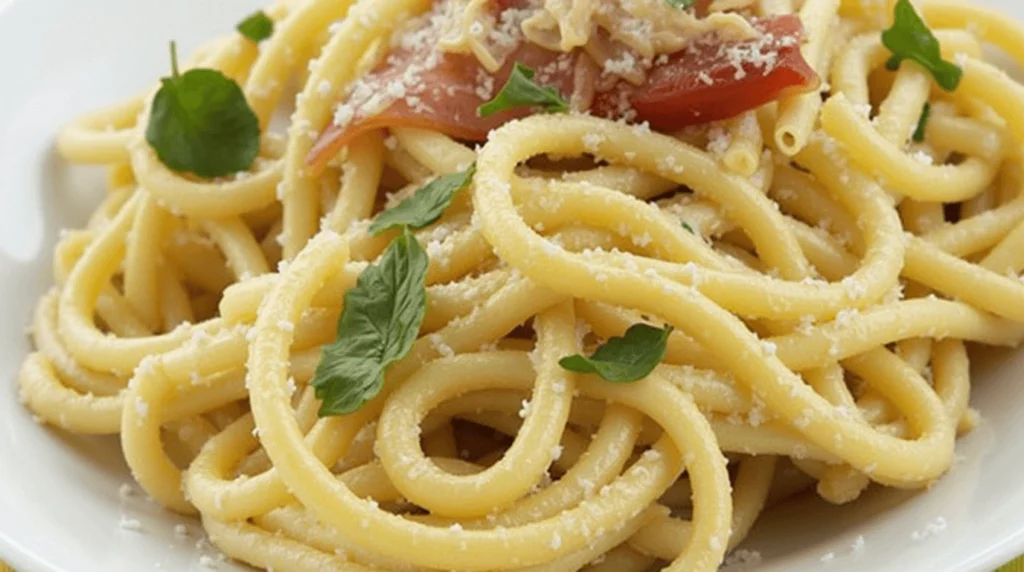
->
[145,42,260,178]
[913,102,931,143]
[665,0,696,7]
[681,221,695,234]
[882,0,962,91]
[478,63,569,118]
[311,228,429,416]
[559,324,674,383]
[237,11,274,43]
[369,164,476,236]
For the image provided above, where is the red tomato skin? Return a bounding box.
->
[307,15,817,169]
[593,15,818,131]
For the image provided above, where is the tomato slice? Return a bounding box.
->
[594,15,819,132]
[307,44,574,172]
[307,14,817,170]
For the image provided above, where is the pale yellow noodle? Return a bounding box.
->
[123,194,166,331]
[22,1,1024,570]
[774,0,840,155]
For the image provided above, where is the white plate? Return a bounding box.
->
[0,0,1023,571]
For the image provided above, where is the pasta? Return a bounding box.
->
[17,0,1024,569]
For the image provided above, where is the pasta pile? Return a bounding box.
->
[17,0,1024,570]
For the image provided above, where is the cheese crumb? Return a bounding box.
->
[722,549,763,569]
[910,150,934,165]
[911,516,948,541]
[851,534,865,554]
[134,397,149,420]
[582,133,605,152]
[853,103,872,118]
[317,80,332,97]
[428,333,455,358]
[119,516,142,531]
[518,399,532,419]
[549,532,562,550]
[199,554,226,568]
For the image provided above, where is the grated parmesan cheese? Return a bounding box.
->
[119,516,142,532]
[134,397,149,420]
[851,534,865,554]
[317,80,332,97]
[518,399,532,419]
[722,549,763,569]
[911,516,947,541]
[910,150,934,165]
[549,532,562,550]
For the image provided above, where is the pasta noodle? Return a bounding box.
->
[16,0,1024,569]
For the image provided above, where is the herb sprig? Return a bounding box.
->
[478,63,569,118]
[882,0,962,91]
[311,228,430,416]
[559,324,674,383]
[237,11,274,43]
[369,164,476,235]
[145,42,261,178]
[311,163,478,415]
[913,102,931,143]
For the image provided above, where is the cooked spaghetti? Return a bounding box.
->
[18,0,1024,569]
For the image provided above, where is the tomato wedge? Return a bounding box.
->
[307,13,817,170]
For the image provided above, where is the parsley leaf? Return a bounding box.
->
[882,0,962,91]
[145,42,260,178]
[681,221,695,234]
[913,102,931,143]
[478,63,569,118]
[311,228,429,416]
[666,0,696,7]
[559,324,674,383]
[237,11,274,43]
[369,164,476,236]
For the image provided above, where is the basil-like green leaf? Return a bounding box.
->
[682,221,695,234]
[237,11,274,43]
[665,0,695,7]
[311,228,429,416]
[478,63,569,118]
[559,324,674,383]
[913,102,931,143]
[145,42,260,178]
[369,164,476,236]
[882,0,962,91]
